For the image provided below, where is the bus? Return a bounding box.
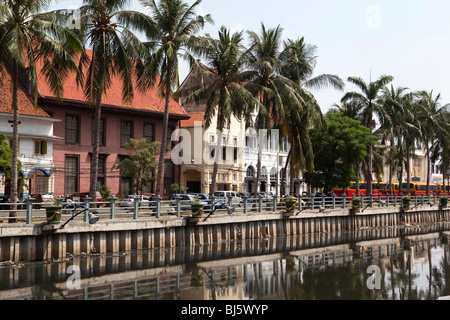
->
[333,181,367,198]
[438,184,450,195]
[386,182,400,196]
[400,182,439,196]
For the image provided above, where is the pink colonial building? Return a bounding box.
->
[35,58,189,199]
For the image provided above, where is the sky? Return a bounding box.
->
[49,0,450,113]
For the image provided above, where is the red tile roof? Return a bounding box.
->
[0,69,50,118]
[180,113,204,128]
[36,49,188,117]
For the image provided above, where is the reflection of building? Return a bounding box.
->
[0,67,60,198]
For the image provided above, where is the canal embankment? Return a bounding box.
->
[1,205,449,263]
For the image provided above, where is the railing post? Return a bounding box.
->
[332,194,336,209]
[176,196,181,217]
[273,195,278,213]
[414,194,418,207]
[343,193,347,209]
[258,195,263,213]
[243,196,248,214]
[110,196,117,220]
[386,194,390,207]
[156,196,161,218]
[321,194,325,208]
[310,195,315,210]
[378,194,381,207]
[83,196,91,222]
[298,195,303,211]
[369,193,373,207]
[227,195,233,208]
[133,197,139,219]
[26,197,34,225]
[394,194,397,207]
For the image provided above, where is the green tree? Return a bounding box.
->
[178,26,258,194]
[69,0,149,203]
[0,0,82,220]
[341,75,393,196]
[131,0,212,197]
[304,111,375,192]
[117,138,159,196]
[0,134,13,177]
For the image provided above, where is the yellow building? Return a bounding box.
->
[178,112,244,194]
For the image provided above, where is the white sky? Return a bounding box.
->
[50,0,450,113]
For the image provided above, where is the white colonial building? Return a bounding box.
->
[0,69,61,199]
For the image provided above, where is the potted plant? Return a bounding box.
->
[352,197,361,210]
[285,196,297,213]
[191,196,204,218]
[402,195,411,209]
[440,194,448,208]
[45,203,62,224]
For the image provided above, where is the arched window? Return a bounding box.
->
[246,166,255,178]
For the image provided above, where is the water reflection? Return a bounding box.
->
[1,224,450,300]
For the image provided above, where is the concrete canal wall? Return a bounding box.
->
[0,206,449,262]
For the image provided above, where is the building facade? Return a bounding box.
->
[0,68,60,198]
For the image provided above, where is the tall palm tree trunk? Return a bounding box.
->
[281,147,292,196]
[155,81,172,197]
[9,61,19,223]
[426,143,431,195]
[90,95,102,206]
[210,118,224,194]
[406,147,411,195]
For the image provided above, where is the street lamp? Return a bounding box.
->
[60,205,99,228]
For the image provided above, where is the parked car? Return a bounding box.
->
[31,194,55,209]
[170,194,208,210]
[120,194,151,208]
[213,191,241,206]
[80,191,103,202]
[0,196,10,210]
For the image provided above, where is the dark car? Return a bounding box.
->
[0,196,10,210]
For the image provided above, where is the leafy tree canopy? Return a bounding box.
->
[117,138,160,195]
[304,111,375,191]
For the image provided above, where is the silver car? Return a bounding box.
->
[120,195,151,208]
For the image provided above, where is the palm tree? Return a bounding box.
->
[341,74,393,196]
[0,0,82,221]
[415,90,449,195]
[245,24,305,195]
[178,26,258,194]
[277,37,344,195]
[67,0,150,202]
[131,0,212,197]
[431,107,450,195]
[377,85,410,195]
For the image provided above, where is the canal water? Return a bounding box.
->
[1,222,450,301]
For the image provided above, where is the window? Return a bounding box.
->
[144,123,154,142]
[65,156,79,195]
[97,155,107,189]
[121,120,133,147]
[222,147,227,161]
[34,140,48,155]
[165,127,174,150]
[164,160,174,194]
[233,148,238,162]
[92,118,105,146]
[66,114,80,145]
